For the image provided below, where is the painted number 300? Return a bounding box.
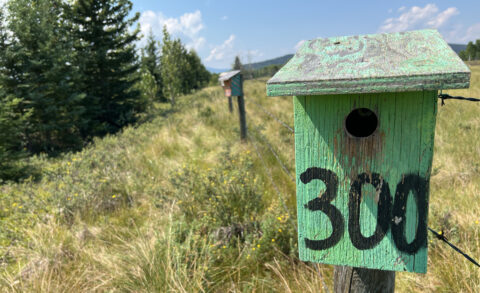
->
[300,167,428,254]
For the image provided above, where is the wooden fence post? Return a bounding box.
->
[237,94,247,141]
[334,266,395,293]
[228,96,233,113]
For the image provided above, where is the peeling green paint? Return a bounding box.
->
[294,91,437,273]
[267,29,470,96]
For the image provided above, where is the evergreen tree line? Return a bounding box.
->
[0,0,210,180]
[459,40,480,61]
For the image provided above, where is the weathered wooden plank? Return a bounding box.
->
[267,29,470,96]
[231,74,243,96]
[293,91,437,273]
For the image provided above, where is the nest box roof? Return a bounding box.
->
[219,70,241,82]
[267,29,470,96]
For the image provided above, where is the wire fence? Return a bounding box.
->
[244,93,480,269]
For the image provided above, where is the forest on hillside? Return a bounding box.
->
[0,0,211,181]
[459,40,480,61]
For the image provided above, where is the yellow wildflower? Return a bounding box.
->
[112,195,116,199]
[271,239,275,242]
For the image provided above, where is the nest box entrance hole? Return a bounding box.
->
[345,108,378,138]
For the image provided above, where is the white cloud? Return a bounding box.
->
[294,40,306,51]
[379,4,458,33]
[138,10,206,50]
[426,7,459,28]
[221,16,228,21]
[206,34,235,62]
[463,23,480,42]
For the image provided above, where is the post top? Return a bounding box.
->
[267,29,470,96]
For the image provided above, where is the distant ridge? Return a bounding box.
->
[206,67,229,74]
[243,54,294,70]
[449,43,467,54]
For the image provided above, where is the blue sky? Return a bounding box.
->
[132,1,480,69]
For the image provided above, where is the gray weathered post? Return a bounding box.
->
[228,96,233,113]
[266,29,470,292]
[237,94,247,141]
[219,70,247,141]
[334,267,395,293]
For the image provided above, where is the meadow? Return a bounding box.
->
[0,65,479,292]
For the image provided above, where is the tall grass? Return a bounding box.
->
[0,66,479,292]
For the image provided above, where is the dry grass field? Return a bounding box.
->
[0,65,479,292]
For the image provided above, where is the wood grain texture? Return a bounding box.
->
[237,95,247,141]
[334,266,395,293]
[293,91,437,273]
[267,29,470,96]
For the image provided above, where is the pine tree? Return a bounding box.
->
[465,41,477,61]
[2,0,85,153]
[141,31,164,101]
[184,50,210,92]
[69,0,142,137]
[233,56,243,70]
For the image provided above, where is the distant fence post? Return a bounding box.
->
[228,96,233,113]
[237,94,247,141]
[219,70,247,141]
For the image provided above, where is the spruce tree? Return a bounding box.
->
[183,50,210,91]
[2,0,85,153]
[0,5,30,179]
[233,56,243,70]
[69,0,142,137]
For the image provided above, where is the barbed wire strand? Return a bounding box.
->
[249,132,332,293]
[250,127,295,182]
[314,263,331,293]
[248,132,297,231]
[428,227,480,268]
[247,94,480,268]
[248,99,295,133]
[438,94,480,106]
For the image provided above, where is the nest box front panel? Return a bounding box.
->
[231,75,243,96]
[293,91,437,273]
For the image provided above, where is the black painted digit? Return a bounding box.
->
[392,174,428,254]
[300,167,344,250]
[348,173,392,250]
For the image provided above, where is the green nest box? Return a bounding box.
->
[219,70,243,97]
[266,29,470,273]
